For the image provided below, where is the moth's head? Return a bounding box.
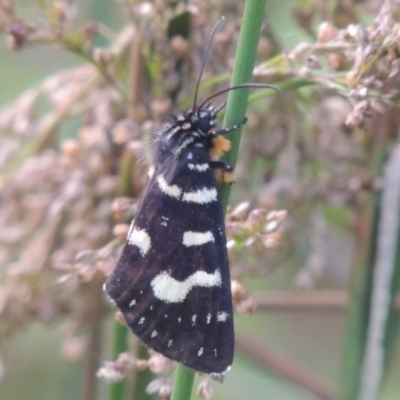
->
[193,104,218,134]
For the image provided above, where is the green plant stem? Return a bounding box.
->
[358,141,400,399]
[170,1,267,399]
[110,324,129,400]
[110,147,135,400]
[220,0,268,209]
[338,124,387,400]
[171,365,196,400]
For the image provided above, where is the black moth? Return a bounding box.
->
[105,17,271,376]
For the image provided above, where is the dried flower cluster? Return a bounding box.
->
[1,0,400,399]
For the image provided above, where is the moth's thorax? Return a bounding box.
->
[157,106,219,160]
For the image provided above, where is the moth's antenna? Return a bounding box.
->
[192,16,225,110]
[198,83,281,111]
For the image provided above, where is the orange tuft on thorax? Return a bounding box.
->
[209,135,231,161]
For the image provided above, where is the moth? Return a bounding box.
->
[104,17,272,377]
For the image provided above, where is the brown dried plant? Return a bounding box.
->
[0,0,400,398]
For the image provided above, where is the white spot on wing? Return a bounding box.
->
[176,137,194,155]
[217,311,229,322]
[198,347,204,356]
[151,269,222,303]
[148,165,155,178]
[192,314,197,326]
[128,228,151,256]
[157,175,181,198]
[187,152,193,160]
[129,299,136,308]
[139,317,145,324]
[183,231,215,247]
[210,366,231,379]
[207,313,212,324]
[168,340,173,347]
[151,330,158,338]
[166,125,181,140]
[161,216,169,227]
[188,163,209,172]
[182,187,217,204]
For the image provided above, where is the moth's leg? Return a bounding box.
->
[209,161,235,184]
[211,116,247,136]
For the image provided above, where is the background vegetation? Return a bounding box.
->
[1,1,400,399]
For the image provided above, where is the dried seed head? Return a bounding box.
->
[317,21,338,42]
[305,54,322,69]
[246,208,266,230]
[97,362,126,382]
[148,352,174,374]
[97,353,136,383]
[76,262,97,282]
[84,21,98,40]
[264,209,287,234]
[60,139,82,169]
[97,254,118,278]
[146,378,171,400]
[226,221,247,239]
[229,201,250,220]
[197,378,213,400]
[158,381,172,400]
[7,19,31,50]
[113,223,130,241]
[115,311,126,325]
[236,296,257,315]
[261,232,283,249]
[136,359,149,370]
[170,35,189,59]
[93,48,115,65]
[231,280,247,303]
[61,139,82,159]
[327,52,348,71]
[112,197,137,221]
[345,100,370,128]
[115,352,137,372]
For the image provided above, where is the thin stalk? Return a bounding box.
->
[359,141,400,399]
[220,0,268,209]
[337,117,387,400]
[170,1,267,398]
[110,324,129,400]
[170,365,196,400]
[110,147,134,400]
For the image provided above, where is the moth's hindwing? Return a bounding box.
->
[105,134,234,375]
